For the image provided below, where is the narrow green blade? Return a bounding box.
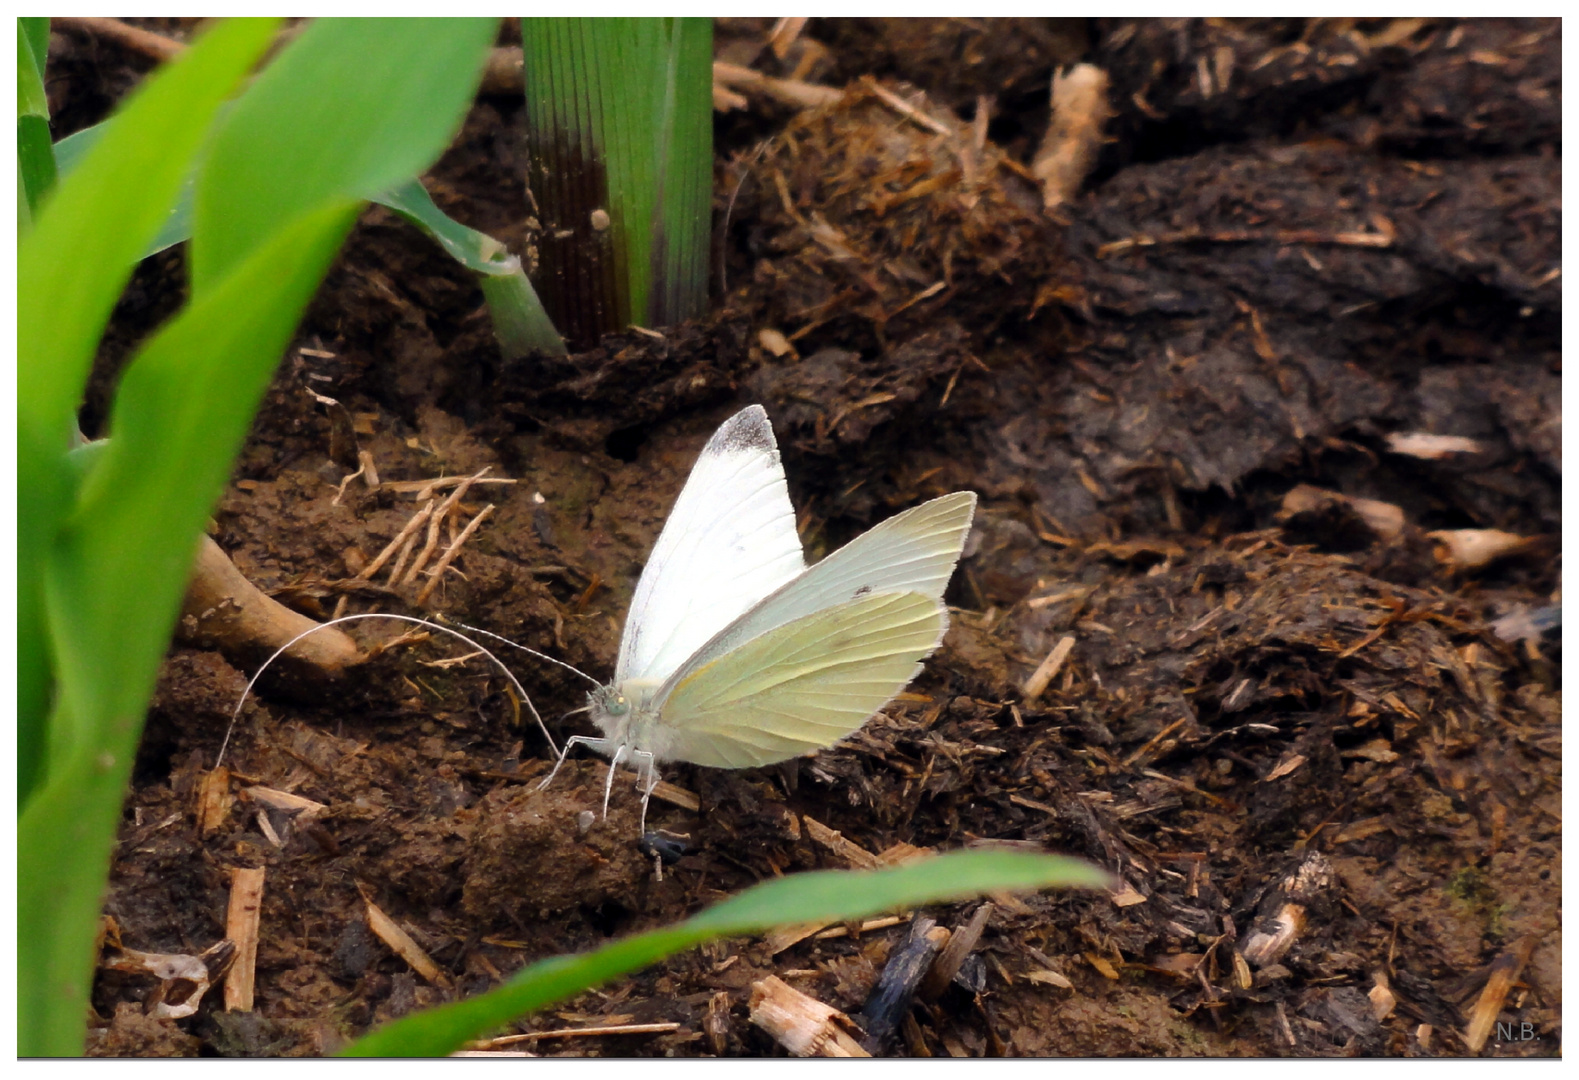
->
[343,851,1110,1056]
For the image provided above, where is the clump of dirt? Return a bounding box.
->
[57,16,1558,1059]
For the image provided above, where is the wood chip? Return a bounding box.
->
[1427,528,1535,571]
[705,991,731,1055]
[241,784,327,817]
[1369,971,1397,1021]
[749,976,869,1057]
[919,903,994,1000]
[1085,953,1120,980]
[1464,936,1538,1052]
[1332,817,1392,844]
[803,815,881,868]
[1264,754,1307,781]
[1021,635,1076,701]
[223,867,266,1011]
[1025,968,1073,990]
[1110,883,1148,908]
[359,883,447,988]
[1278,484,1404,541]
[1033,63,1113,209]
[197,766,234,836]
[1384,432,1485,459]
[1341,739,1400,764]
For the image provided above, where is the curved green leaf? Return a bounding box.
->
[343,851,1110,1057]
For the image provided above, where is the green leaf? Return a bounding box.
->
[520,17,713,346]
[343,851,1110,1056]
[20,18,503,1054]
[192,17,497,294]
[21,201,359,1057]
[56,125,564,356]
[17,16,279,804]
[378,179,565,356]
[53,122,194,257]
[378,177,518,275]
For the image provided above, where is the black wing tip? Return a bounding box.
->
[708,404,778,458]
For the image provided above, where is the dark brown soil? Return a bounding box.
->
[59,18,1558,1058]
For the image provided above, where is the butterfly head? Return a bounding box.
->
[588,679,661,744]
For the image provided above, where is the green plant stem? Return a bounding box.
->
[520,17,713,346]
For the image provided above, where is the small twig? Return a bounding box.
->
[1097,226,1394,259]
[387,532,419,588]
[415,503,495,606]
[403,469,489,586]
[359,883,447,988]
[767,17,808,58]
[1122,716,1190,767]
[381,476,517,497]
[473,1022,681,1049]
[223,867,266,1012]
[357,500,433,581]
[1022,635,1076,701]
[861,76,951,134]
[713,61,842,109]
[53,16,186,62]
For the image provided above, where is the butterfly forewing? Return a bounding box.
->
[616,406,805,685]
[649,590,947,769]
[653,491,975,700]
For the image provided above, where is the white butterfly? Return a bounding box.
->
[540,404,977,831]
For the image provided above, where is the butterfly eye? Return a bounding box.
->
[607,695,630,717]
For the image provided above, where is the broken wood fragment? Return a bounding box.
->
[1033,64,1113,209]
[705,991,731,1055]
[197,765,234,836]
[1427,528,1537,572]
[1022,635,1076,701]
[919,902,994,1000]
[223,867,266,1011]
[358,883,448,988]
[749,976,869,1057]
[856,917,948,1052]
[803,815,881,868]
[1464,935,1538,1053]
[100,936,236,1020]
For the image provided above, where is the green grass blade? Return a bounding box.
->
[53,122,194,257]
[17,17,279,806]
[520,17,712,346]
[192,17,496,295]
[19,16,276,448]
[21,201,359,1057]
[18,17,56,222]
[378,178,565,356]
[343,851,1110,1056]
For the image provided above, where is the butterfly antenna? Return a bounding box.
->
[219,613,559,769]
[601,743,629,820]
[434,614,602,687]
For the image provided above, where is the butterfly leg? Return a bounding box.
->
[536,735,618,793]
[631,750,660,835]
[600,743,629,820]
